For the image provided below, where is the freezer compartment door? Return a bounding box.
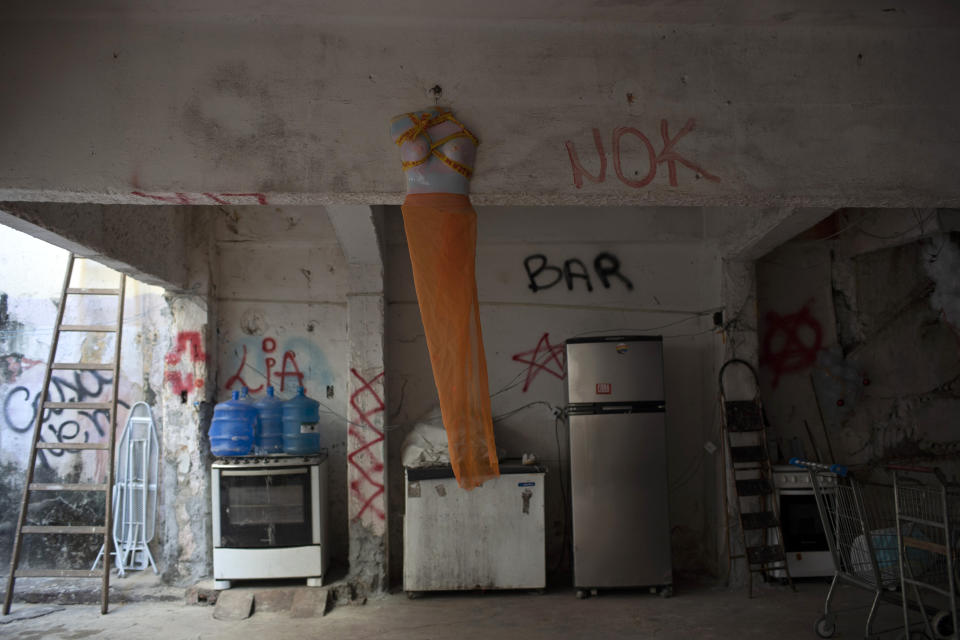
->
[566,338,663,404]
[570,412,672,588]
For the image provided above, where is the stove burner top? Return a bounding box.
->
[212,453,326,468]
[772,464,836,489]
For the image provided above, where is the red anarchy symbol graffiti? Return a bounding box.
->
[761,304,823,388]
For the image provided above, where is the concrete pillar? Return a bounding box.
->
[327,205,388,593]
[717,259,758,588]
[158,209,219,584]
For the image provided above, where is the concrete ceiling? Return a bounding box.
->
[8,1,960,27]
[1,1,959,207]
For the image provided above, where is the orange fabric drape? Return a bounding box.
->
[401,193,499,488]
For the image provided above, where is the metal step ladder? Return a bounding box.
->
[719,358,794,598]
[3,254,126,615]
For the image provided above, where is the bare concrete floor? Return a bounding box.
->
[1,580,915,640]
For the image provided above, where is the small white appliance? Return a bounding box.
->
[211,453,328,589]
[773,464,835,578]
[403,463,546,594]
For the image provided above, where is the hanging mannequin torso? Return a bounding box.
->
[390,107,478,195]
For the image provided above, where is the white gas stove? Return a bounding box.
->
[772,464,835,578]
[211,453,328,589]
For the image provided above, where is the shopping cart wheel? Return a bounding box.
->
[815,615,836,638]
[575,589,588,599]
[932,609,954,639]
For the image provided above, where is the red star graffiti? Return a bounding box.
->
[511,332,566,392]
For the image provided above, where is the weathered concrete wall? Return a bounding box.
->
[159,293,213,585]
[385,205,729,584]
[212,205,352,570]
[0,225,173,574]
[755,210,960,472]
[1,2,959,207]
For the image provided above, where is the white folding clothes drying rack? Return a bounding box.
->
[92,402,159,576]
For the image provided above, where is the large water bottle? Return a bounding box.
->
[253,386,284,454]
[281,386,321,455]
[209,390,256,456]
[239,386,262,451]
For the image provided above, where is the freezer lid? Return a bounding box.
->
[406,461,546,481]
[566,336,664,404]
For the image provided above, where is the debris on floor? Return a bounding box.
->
[213,590,254,621]
[0,604,65,624]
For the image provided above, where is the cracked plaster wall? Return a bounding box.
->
[0,225,177,575]
[755,210,960,479]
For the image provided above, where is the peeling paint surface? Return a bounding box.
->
[757,215,960,475]
[0,226,172,573]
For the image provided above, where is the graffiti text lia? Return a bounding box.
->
[225,337,305,393]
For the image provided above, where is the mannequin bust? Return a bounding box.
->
[390,107,478,195]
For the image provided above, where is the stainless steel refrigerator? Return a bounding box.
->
[566,335,672,594]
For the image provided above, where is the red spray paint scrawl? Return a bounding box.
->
[164,331,207,366]
[164,331,206,395]
[565,118,720,189]
[224,339,305,393]
[132,191,268,205]
[761,303,824,387]
[348,368,386,522]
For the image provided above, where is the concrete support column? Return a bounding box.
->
[159,294,213,584]
[716,259,759,588]
[345,285,387,592]
[158,209,219,584]
[327,205,388,594]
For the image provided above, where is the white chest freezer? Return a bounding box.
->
[403,463,546,593]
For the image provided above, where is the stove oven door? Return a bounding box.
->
[779,491,829,554]
[775,487,835,578]
[216,467,314,548]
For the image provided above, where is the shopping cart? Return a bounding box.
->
[891,465,958,640]
[791,459,905,639]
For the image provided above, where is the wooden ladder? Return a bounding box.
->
[3,254,126,615]
[719,358,795,598]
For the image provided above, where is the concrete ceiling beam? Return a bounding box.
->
[0,202,190,290]
[1,5,958,207]
[720,207,835,261]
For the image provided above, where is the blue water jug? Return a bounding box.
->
[253,386,284,454]
[209,390,256,456]
[239,386,263,452]
[281,386,321,455]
